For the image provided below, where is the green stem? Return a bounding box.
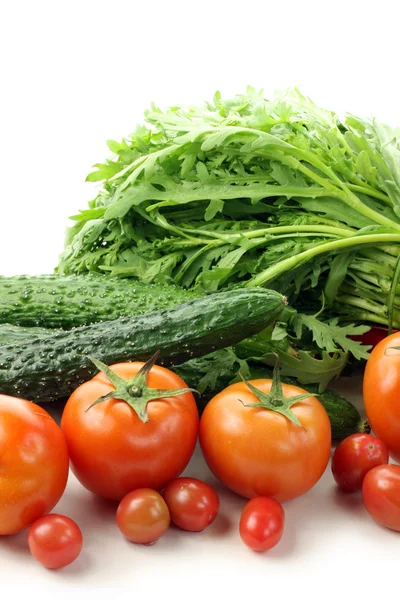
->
[248,233,400,288]
[347,183,392,205]
[280,152,400,231]
[388,253,400,335]
[336,294,387,317]
[339,311,400,329]
[181,224,354,242]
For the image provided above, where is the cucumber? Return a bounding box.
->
[0,274,201,328]
[0,324,55,344]
[304,384,370,441]
[0,288,285,403]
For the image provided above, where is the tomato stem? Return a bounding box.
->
[84,352,198,422]
[239,357,317,427]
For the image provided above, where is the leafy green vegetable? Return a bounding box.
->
[58,87,400,387]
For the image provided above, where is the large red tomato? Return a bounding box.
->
[0,395,69,535]
[199,378,331,502]
[61,357,199,501]
[363,331,400,462]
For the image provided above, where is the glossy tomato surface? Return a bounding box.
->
[331,433,389,492]
[61,363,199,500]
[362,464,400,531]
[116,488,170,544]
[0,395,69,535]
[363,332,400,462]
[199,379,331,502]
[28,514,83,569]
[239,497,284,552]
[163,477,219,532]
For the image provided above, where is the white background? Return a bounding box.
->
[1,0,399,597]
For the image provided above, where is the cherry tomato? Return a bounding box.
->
[362,465,400,532]
[163,477,219,532]
[61,361,199,501]
[116,488,170,544]
[331,433,389,492]
[363,331,400,461]
[239,497,284,551]
[28,514,83,569]
[0,395,69,535]
[199,379,331,502]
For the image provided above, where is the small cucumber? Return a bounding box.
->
[304,384,370,441]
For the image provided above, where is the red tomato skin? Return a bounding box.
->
[163,477,220,532]
[61,363,199,501]
[0,395,69,535]
[116,488,170,544]
[199,380,331,502]
[363,332,400,462]
[362,465,400,532]
[331,434,389,492]
[239,497,284,552]
[28,514,83,569]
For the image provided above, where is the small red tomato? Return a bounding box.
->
[28,514,83,570]
[239,497,284,552]
[331,433,389,492]
[116,488,170,544]
[163,477,219,532]
[362,464,400,531]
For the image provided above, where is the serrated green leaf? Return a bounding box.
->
[293,313,371,360]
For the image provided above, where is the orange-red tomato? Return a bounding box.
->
[116,489,170,544]
[0,395,69,535]
[362,465,400,531]
[28,514,83,569]
[61,362,199,501]
[199,379,331,502]
[363,331,400,462]
[163,477,219,532]
[331,433,389,492]
[239,497,285,551]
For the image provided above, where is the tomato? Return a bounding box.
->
[331,433,389,492]
[61,356,199,501]
[163,477,219,532]
[362,465,400,531]
[239,497,284,552]
[116,488,170,544]
[28,514,83,569]
[363,331,400,462]
[199,378,331,502]
[0,395,69,536]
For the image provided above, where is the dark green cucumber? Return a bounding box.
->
[0,288,285,403]
[0,274,201,328]
[303,384,370,441]
[0,324,55,344]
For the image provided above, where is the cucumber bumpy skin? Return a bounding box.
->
[0,274,201,328]
[0,324,54,344]
[0,288,285,403]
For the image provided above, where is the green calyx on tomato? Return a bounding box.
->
[85,351,197,422]
[240,359,317,427]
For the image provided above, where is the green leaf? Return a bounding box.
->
[293,313,371,360]
[355,150,376,182]
[324,252,355,305]
[205,199,224,221]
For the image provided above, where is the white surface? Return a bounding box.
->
[1,0,400,596]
